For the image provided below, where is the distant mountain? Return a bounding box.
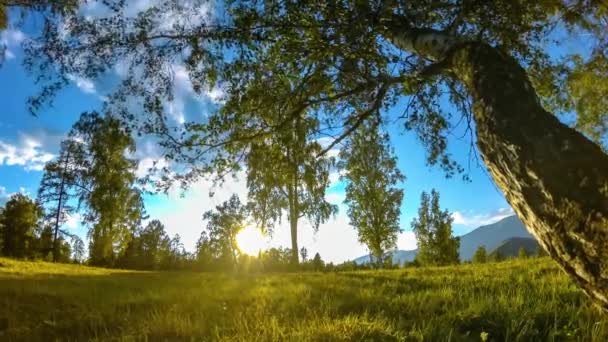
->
[352,215,536,265]
[352,249,417,265]
[490,237,540,258]
[458,215,533,260]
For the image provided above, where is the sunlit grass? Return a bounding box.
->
[1,257,606,341]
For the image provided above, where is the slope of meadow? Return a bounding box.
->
[1,257,607,341]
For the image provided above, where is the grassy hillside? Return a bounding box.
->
[1,257,607,341]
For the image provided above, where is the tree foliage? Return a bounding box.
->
[0,193,42,258]
[19,1,608,163]
[37,139,87,262]
[312,252,325,272]
[412,190,459,266]
[70,112,145,266]
[71,235,85,263]
[0,193,76,261]
[473,246,487,264]
[0,0,79,65]
[201,194,248,270]
[340,122,404,267]
[518,246,528,259]
[116,219,175,270]
[244,105,337,264]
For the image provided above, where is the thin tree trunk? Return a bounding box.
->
[52,187,64,262]
[387,26,608,311]
[289,175,299,265]
[286,121,301,266]
[52,149,70,262]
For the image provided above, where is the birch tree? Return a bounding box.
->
[340,122,404,267]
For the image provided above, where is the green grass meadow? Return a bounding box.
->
[1,257,607,341]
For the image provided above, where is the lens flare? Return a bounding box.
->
[236,226,266,256]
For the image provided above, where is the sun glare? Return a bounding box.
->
[236,226,266,256]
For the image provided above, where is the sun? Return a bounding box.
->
[236,226,266,256]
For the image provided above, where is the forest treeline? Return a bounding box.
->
[0,111,417,272]
[0,112,539,272]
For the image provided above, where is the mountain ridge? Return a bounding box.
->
[353,215,535,265]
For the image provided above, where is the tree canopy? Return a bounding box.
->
[412,189,459,266]
[70,112,145,266]
[340,121,404,267]
[0,193,42,258]
[201,194,248,269]
[37,139,87,261]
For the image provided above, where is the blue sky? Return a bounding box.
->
[1,5,589,263]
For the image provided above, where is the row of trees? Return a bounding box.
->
[0,193,81,262]
[1,116,461,271]
[0,112,147,266]
[0,112,419,272]
[35,112,145,266]
[472,245,548,264]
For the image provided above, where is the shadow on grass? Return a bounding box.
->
[0,271,260,341]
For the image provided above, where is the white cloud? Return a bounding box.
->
[79,2,217,124]
[163,64,225,124]
[136,157,169,179]
[316,137,341,157]
[0,186,31,204]
[328,169,346,187]
[205,86,225,103]
[67,74,97,94]
[1,29,25,45]
[316,137,334,148]
[5,49,15,60]
[65,213,82,230]
[166,99,186,125]
[451,207,514,228]
[149,172,250,251]
[1,29,26,62]
[0,186,8,203]
[397,230,417,250]
[0,134,56,171]
[325,192,345,205]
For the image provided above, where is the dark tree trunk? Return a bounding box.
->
[386,21,608,310]
[446,42,608,311]
[52,151,69,262]
[287,171,299,265]
[290,213,299,265]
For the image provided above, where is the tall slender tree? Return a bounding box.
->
[340,122,404,267]
[245,115,337,264]
[412,190,459,266]
[37,139,87,262]
[17,1,608,309]
[71,235,85,263]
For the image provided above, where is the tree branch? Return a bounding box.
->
[317,82,389,157]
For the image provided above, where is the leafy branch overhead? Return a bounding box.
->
[22,1,605,183]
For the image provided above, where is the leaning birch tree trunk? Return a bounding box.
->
[388,27,608,311]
